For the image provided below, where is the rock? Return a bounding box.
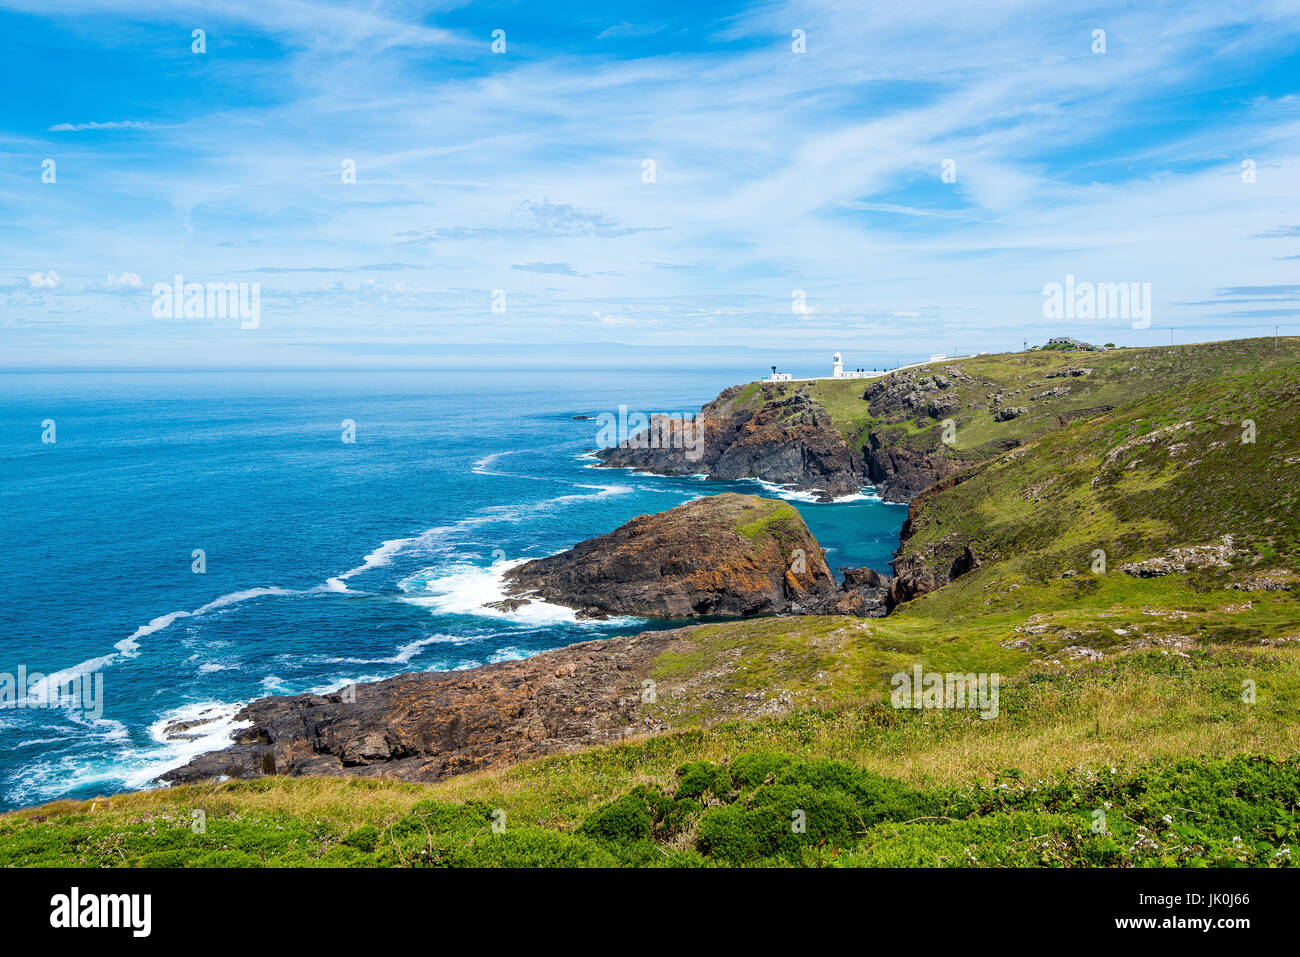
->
[502,493,838,619]
[949,545,980,579]
[807,566,892,616]
[861,434,959,503]
[862,372,959,420]
[1120,537,1240,577]
[160,711,226,742]
[483,598,531,612]
[1046,367,1093,378]
[994,406,1027,422]
[160,630,692,787]
[595,385,862,501]
[842,566,888,589]
[1056,405,1114,426]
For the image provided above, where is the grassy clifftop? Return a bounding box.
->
[4,643,1298,866]
[730,338,1300,459]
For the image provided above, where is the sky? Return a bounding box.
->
[1,0,1298,371]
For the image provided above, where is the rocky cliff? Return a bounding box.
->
[595,385,864,502]
[594,377,970,504]
[500,493,840,618]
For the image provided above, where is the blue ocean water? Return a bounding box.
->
[0,370,906,811]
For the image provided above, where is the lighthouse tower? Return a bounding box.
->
[832,351,843,378]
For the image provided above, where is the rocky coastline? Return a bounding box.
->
[593,375,972,503]
[158,372,995,789]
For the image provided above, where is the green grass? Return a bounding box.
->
[5,642,1299,867]
[734,498,803,543]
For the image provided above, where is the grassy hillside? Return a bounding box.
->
[3,643,1297,867]
[736,338,1300,461]
[3,338,1298,867]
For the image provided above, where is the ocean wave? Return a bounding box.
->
[398,556,640,627]
[312,634,458,666]
[472,450,517,475]
[0,700,242,809]
[547,483,634,505]
[752,479,892,505]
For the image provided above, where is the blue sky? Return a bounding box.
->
[1,0,1298,370]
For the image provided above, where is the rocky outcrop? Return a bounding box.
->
[160,629,690,786]
[861,371,959,419]
[158,495,900,787]
[595,386,862,502]
[805,566,893,616]
[1120,536,1240,577]
[861,438,959,503]
[501,493,839,619]
[594,371,985,503]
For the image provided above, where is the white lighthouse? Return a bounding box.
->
[832,351,843,377]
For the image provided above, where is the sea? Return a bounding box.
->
[0,369,907,811]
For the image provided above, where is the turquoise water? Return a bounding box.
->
[0,370,906,810]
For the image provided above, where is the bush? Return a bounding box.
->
[674,761,733,801]
[697,783,863,863]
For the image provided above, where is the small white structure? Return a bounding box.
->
[763,371,793,381]
[830,351,876,379]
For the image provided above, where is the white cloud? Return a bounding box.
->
[104,272,144,289]
[48,121,161,132]
[28,270,60,289]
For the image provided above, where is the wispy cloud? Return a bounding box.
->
[512,262,583,276]
[48,120,167,132]
[3,0,1300,367]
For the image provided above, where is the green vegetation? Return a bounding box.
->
[3,337,1298,867]
[734,497,803,543]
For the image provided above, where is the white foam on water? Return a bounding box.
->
[547,483,634,506]
[333,539,415,583]
[398,556,641,627]
[23,653,118,706]
[92,586,298,681]
[314,634,457,666]
[752,479,884,504]
[4,699,256,808]
[125,701,253,789]
[399,557,580,625]
[473,450,516,475]
[117,610,192,657]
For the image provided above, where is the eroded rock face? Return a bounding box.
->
[862,372,957,418]
[502,493,838,619]
[861,438,959,503]
[594,374,983,504]
[595,385,863,502]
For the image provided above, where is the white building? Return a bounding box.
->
[763,371,793,381]
[830,352,877,379]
